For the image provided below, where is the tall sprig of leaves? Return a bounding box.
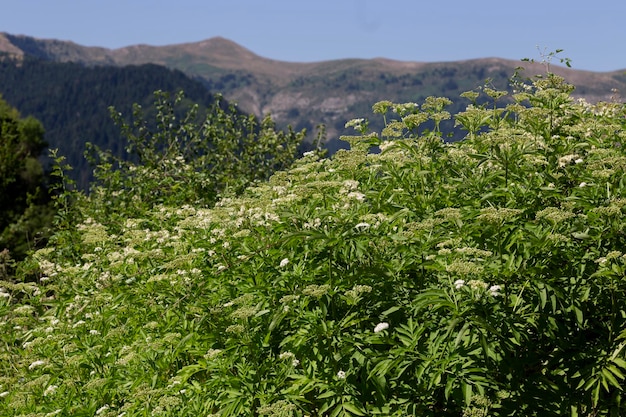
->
[88,90,305,215]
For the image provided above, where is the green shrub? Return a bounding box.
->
[2,68,626,416]
[0,96,54,262]
[87,90,305,214]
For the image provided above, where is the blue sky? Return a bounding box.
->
[2,0,625,72]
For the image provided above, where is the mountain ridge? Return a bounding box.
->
[2,32,626,147]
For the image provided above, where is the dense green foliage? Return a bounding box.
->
[87,89,306,214]
[0,96,54,263]
[0,56,226,188]
[2,66,626,416]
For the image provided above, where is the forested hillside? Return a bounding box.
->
[0,55,224,188]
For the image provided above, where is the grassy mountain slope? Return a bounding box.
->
[2,33,625,149]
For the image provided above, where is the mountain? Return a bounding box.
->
[2,32,626,150]
[0,55,224,188]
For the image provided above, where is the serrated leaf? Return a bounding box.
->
[612,357,626,369]
[574,306,583,326]
[380,305,401,317]
[582,376,598,391]
[444,376,455,400]
[602,368,622,390]
[592,381,601,407]
[607,364,625,380]
[329,403,343,417]
[317,390,337,399]
[462,381,473,406]
[539,286,547,309]
[454,322,470,347]
[342,402,366,416]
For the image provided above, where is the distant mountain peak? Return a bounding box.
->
[196,36,246,49]
[179,36,261,61]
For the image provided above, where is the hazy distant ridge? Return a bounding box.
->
[2,32,625,146]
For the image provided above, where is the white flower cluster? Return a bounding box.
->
[279,351,300,367]
[454,280,502,297]
[558,154,582,168]
[345,118,366,131]
[28,360,46,370]
[347,191,366,202]
[378,140,396,152]
[43,384,58,397]
[374,322,390,333]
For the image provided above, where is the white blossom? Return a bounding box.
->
[96,404,110,415]
[28,360,46,370]
[374,322,389,333]
[337,370,346,379]
[279,351,295,360]
[347,191,366,202]
[43,384,58,396]
[279,258,290,268]
[454,279,466,289]
[488,285,502,296]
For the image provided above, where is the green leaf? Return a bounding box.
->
[317,390,337,399]
[462,381,473,406]
[444,376,455,400]
[607,364,625,380]
[611,357,626,370]
[329,403,343,417]
[454,322,471,347]
[574,306,584,327]
[342,402,366,416]
[582,376,599,391]
[380,305,401,317]
[592,380,601,407]
[602,367,623,390]
[539,286,547,310]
